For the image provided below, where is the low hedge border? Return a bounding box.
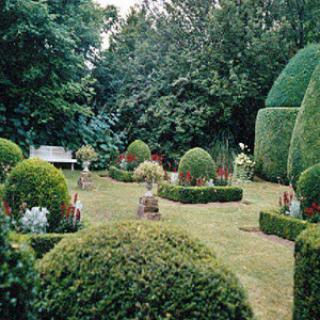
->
[10,232,68,259]
[294,226,320,319]
[109,166,135,182]
[259,210,313,241]
[158,182,243,204]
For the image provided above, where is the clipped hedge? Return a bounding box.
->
[288,63,320,186]
[109,166,135,182]
[127,139,151,169]
[266,44,320,108]
[158,182,243,204]
[259,210,311,241]
[37,222,253,319]
[0,212,38,320]
[294,226,320,319]
[254,108,299,183]
[0,138,24,183]
[297,163,320,211]
[178,147,216,185]
[4,159,69,231]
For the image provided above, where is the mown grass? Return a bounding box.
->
[65,170,293,320]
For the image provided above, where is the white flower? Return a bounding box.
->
[239,143,245,150]
[21,207,49,234]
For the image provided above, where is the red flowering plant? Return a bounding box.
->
[215,166,232,186]
[56,193,83,233]
[303,202,320,223]
[278,191,294,215]
[151,154,164,165]
[116,153,137,171]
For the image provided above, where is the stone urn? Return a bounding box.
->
[82,160,91,172]
[145,180,154,197]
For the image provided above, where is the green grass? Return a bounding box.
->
[65,171,293,320]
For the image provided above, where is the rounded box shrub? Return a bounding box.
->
[0,212,38,320]
[0,138,24,183]
[178,147,216,185]
[126,139,151,170]
[288,63,320,186]
[254,108,299,183]
[266,44,320,108]
[294,227,320,319]
[297,163,320,210]
[37,222,253,320]
[4,158,69,231]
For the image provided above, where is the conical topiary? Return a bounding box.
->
[288,63,320,185]
[266,44,320,108]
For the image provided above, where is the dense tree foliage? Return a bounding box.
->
[94,0,302,159]
[0,0,120,165]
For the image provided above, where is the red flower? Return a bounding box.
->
[3,201,11,216]
[305,207,315,217]
[179,172,184,179]
[126,153,137,163]
[73,193,78,205]
[224,167,229,180]
[185,171,191,182]
[76,209,81,222]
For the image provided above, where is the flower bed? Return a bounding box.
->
[158,182,243,204]
[109,166,135,182]
[259,210,314,241]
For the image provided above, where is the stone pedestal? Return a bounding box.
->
[78,171,94,190]
[137,196,161,221]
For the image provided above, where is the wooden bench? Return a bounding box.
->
[30,146,76,170]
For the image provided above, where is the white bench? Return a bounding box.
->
[30,146,76,170]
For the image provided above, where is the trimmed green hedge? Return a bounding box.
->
[266,44,320,108]
[109,166,135,182]
[178,147,216,185]
[259,210,311,241]
[37,222,253,319]
[10,232,68,259]
[254,108,299,184]
[288,63,320,186]
[294,226,320,319]
[158,182,243,204]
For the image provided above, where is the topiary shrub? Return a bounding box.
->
[0,138,24,183]
[288,63,320,186]
[126,139,151,170]
[254,108,299,183]
[293,226,320,319]
[266,44,320,108]
[109,165,135,182]
[0,211,38,319]
[37,222,253,320]
[4,158,69,231]
[178,147,216,186]
[297,163,320,211]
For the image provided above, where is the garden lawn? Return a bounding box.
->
[65,171,293,320]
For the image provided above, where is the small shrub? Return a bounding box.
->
[109,165,135,182]
[259,210,311,241]
[20,207,49,234]
[4,159,69,232]
[234,143,255,182]
[158,182,243,204]
[254,108,299,183]
[297,163,320,209]
[37,222,253,319]
[178,147,216,186]
[294,227,320,319]
[126,140,151,170]
[0,138,24,183]
[0,211,38,319]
